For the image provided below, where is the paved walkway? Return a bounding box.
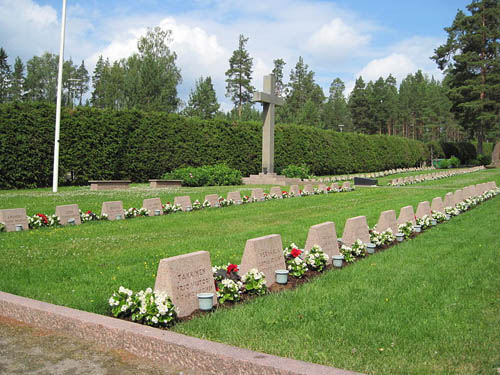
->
[0,318,202,375]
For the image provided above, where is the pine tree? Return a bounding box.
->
[322,78,349,130]
[0,47,11,103]
[432,0,500,153]
[9,57,24,101]
[184,76,220,119]
[271,58,286,96]
[75,60,89,106]
[225,34,255,118]
[91,55,108,108]
[348,76,370,133]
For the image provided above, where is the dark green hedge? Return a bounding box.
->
[0,102,426,189]
[440,141,477,164]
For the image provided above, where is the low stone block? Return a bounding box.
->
[304,222,340,258]
[174,196,192,212]
[375,210,398,234]
[204,194,220,208]
[290,185,300,196]
[154,251,216,318]
[397,205,416,226]
[55,204,81,225]
[431,197,445,213]
[342,216,370,247]
[303,184,313,193]
[251,188,265,201]
[239,234,286,287]
[142,198,163,216]
[269,186,282,197]
[415,201,431,219]
[0,208,29,232]
[101,201,124,221]
[443,192,454,207]
[227,191,242,204]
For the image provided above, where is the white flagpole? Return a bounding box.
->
[52,0,67,193]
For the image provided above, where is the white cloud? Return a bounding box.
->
[307,18,371,62]
[356,53,417,82]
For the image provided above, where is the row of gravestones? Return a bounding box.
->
[150,180,498,318]
[390,166,484,186]
[0,183,353,233]
[320,166,435,183]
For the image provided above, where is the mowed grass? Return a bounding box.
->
[0,169,499,374]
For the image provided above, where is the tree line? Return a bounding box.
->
[0,0,498,149]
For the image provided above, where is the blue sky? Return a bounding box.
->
[0,0,471,110]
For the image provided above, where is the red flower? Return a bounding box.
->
[86,210,92,214]
[291,248,302,258]
[36,213,48,224]
[327,187,331,191]
[227,264,239,274]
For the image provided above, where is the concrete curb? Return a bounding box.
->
[0,291,361,375]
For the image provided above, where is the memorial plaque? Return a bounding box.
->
[453,189,463,205]
[101,201,124,221]
[239,234,286,287]
[431,197,445,213]
[397,205,416,226]
[415,201,431,219]
[269,186,282,197]
[375,210,398,234]
[204,194,220,208]
[55,204,81,225]
[142,198,163,216]
[0,208,28,232]
[330,183,339,191]
[290,185,300,196]
[174,196,192,211]
[317,184,328,193]
[304,222,340,258]
[341,216,370,247]
[154,251,216,318]
[251,188,265,201]
[354,177,377,186]
[227,191,242,204]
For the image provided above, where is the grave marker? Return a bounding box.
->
[154,251,216,318]
[174,196,192,212]
[101,201,124,221]
[330,182,339,191]
[142,198,163,216]
[397,205,416,226]
[431,197,445,213]
[342,216,370,247]
[290,185,300,196]
[317,184,328,193]
[239,234,286,286]
[375,210,398,234]
[0,208,29,232]
[251,188,265,201]
[415,201,431,219]
[270,186,282,197]
[204,194,220,208]
[303,184,313,193]
[341,182,351,191]
[453,190,463,205]
[55,204,81,225]
[443,192,455,207]
[227,191,242,204]
[304,222,340,258]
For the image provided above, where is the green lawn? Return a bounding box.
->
[0,169,499,374]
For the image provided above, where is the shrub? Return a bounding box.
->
[440,141,477,164]
[281,164,311,179]
[439,159,450,169]
[162,164,242,187]
[449,156,460,168]
[478,154,491,165]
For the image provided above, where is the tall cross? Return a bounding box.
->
[252,74,284,174]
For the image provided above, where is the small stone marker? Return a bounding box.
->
[341,216,370,247]
[304,222,340,258]
[227,191,242,204]
[453,190,463,205]
[303,184,313,193]
[55,204,81,225]
[142,198,163,216]
[154,251,216,318]
[415,201,431,219]
[101,201,124,221]
[270,186,282,197]
[462,186,474,199]
[174,196,192,211]
[318,183,328,192]
[397,205,416,226]
[375,210,398,234]
[431,197,445,213]
[204,194,220,208]
[290,185,300,196]
[251,188,265,201]
[330,182,339,190]
[0,208,29,232]
[443,192,454,207]
[341,181,351,190]
[239,234,286,287]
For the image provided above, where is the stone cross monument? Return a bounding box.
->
[252,74,284,174]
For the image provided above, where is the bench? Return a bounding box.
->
[89,180,131,191]
[149,179,183,188]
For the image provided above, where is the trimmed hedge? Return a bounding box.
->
[0,102,427,189]
[440,141,477,165]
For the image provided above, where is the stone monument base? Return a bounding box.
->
[242,172,305,186]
